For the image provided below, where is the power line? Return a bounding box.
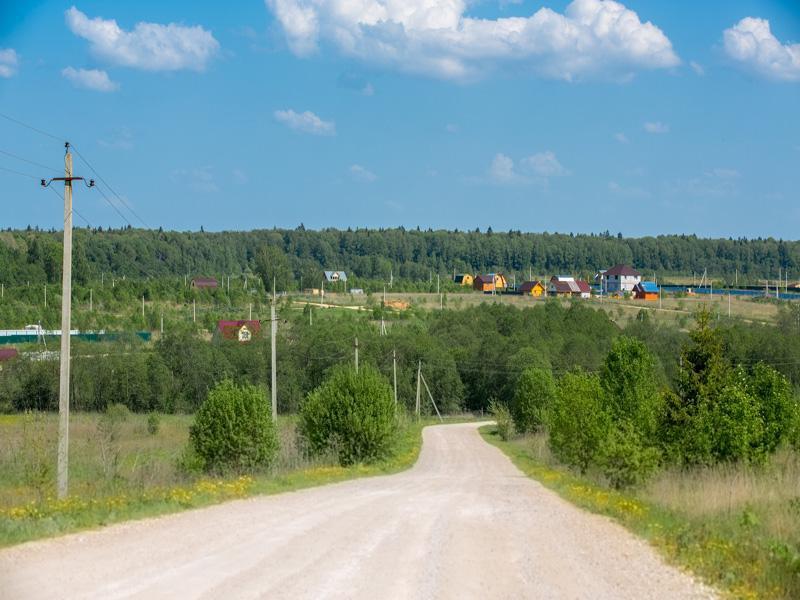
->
[0,164,39,180]
[0,149,61,174]
[71,145,150,229]
[0,111,64,142]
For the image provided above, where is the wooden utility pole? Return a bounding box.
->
[41,142,93,499]
[354,337,359,374]
[142,295,145,319]
[44,284,47,308]
[89,288,92,312]
[271,302,277,421]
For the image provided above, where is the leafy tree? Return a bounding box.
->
[190,380,278,472]
[300,364,397,465]
[511,367,555,434]
[548,370,609,473]
[254,245,293,293]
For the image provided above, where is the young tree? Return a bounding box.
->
[548,370,609,474]
[511,367,555,434]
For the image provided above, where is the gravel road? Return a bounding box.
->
[0,423,716,599]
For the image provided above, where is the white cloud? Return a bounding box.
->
[266,0,679,81]
[274,109,335,135]
[171,166,218,193]
[723,17,800,82]
[521,151,569,177]
[689,60,705,76]
[614,132,629,143]
[0,49,19,78]
[98,128,134,150]
[61,66,119,92]
[489,153,517,183]
[65,6,219,72]
[349,164,377,182]
[644,121,669,134]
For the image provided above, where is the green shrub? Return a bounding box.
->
[146,412,161,435]
[300,365,397,466]
[189,380,278,472]
[489,399,514,441]
[549,370,609,473]
[599,423,661,489]
[511,367,555,434]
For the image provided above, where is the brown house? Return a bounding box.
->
[191,277,218,290]
[473,273,508,292]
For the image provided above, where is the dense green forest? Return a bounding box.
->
[2,227,798,287]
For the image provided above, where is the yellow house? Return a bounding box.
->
[454,274,474,287]
[519,280,546,297]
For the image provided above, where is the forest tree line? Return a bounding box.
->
[1,227,798,288]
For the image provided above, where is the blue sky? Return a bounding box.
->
[0,0,798,237]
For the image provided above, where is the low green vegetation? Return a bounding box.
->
[301,364,398,465]
[189,380,278,472]
[0,409,435,548]
[483,427,800,600]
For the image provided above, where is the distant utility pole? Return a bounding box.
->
[415,360,422,418]
[354,337,359,374]
[142,296,145,319]
[89,288,92,312]
[249,303,252,320]
[271,301,277,421]
[193,299,196,323]
[393,349,398,406]
[41,142,94,499]
[44,284,47,308]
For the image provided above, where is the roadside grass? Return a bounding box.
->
[480,425,800,600]
[0,412,463,548]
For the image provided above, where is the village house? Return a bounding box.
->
[191,277,218,290]
[323,271,347,283]
[473,273,508,293]
[601,264,641,293]
[217,320,261,342]
[453,274,474,287]
[519,280,546,297]
[633,281,660,300]
[548,275,592,298]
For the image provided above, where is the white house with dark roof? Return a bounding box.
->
[602,264,641,293]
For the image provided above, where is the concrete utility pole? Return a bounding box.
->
[160,312,164,335]
[354,337,359,374]
[89,288,92,312]
[44,284,47,308]
[142,296,145,319]
[193,299,196,323]
[249,303,252,321]
[41,142,94,499]
[415,361,422,418]
[271,301,277,422]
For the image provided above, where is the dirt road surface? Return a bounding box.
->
[0,423,715,599]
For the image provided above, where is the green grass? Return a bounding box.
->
[0,412,450,548]
[480,425,800,600]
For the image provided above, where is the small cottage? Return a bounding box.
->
[548,276,592,298]
[217,320,261,342]
[633,281,660,300]
[473,273,507,292]
[454,274,474,287]
[519,280,546,297]
[191,277,218,290]
[323,271,347,283]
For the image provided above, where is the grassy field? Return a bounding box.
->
[481,426,800,600]
[0,411,460,547]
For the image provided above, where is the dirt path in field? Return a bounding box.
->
[0,423,716,599]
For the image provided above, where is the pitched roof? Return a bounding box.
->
[605,264,641,277]
[550,279,591,294]
[636,281,660,293]
[519,280,544,292]
[323,271,347,282]
[191,277,218,287]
